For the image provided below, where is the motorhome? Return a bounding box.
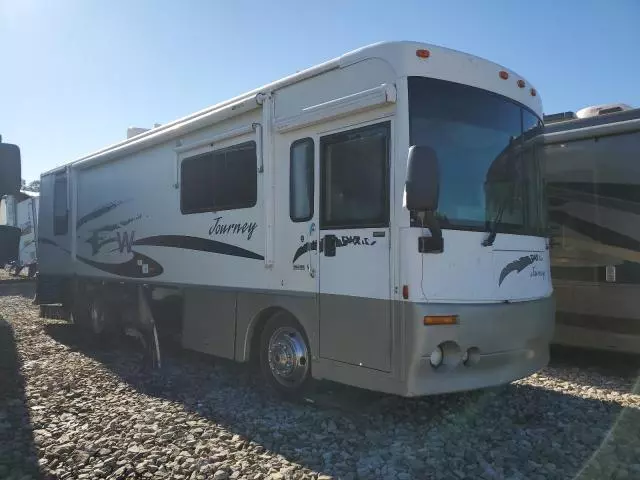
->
[544,103,640,354]
[36,41,554,397]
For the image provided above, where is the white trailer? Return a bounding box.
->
[0,194,16,226]
[1,190,39,275]
[544,105,640,354]
[17,192,39,274]
[37,41,554,397]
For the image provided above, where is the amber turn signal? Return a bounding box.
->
[424,315,458,326]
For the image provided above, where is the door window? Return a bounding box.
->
[290,138,314,222]
[320,123,390,229]
[53,173,68,236]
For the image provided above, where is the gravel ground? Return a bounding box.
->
[0,268,32,282]
[1,282,639,480]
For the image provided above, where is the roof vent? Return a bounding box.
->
[576,103,633,119]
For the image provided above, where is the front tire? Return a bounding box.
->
[88,299,107,336]
[70,293,108,338]
[259,312,311,398]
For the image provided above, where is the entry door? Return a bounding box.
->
[318,121,392,372]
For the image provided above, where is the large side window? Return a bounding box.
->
[181,141,257,214]
[53,173,68,236]
[290,138,314,222]
[320,123,390,229]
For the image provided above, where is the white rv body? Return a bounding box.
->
[37,41,553,396]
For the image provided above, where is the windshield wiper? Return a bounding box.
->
[482,184,517,247]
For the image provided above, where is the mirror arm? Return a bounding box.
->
[416,210,444,254]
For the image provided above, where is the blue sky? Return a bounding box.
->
[1,0,639,181]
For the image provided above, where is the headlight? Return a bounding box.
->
[429,347,443,367]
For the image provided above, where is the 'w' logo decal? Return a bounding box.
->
[116,231,136,253]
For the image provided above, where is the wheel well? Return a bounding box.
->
[249,307,307,364]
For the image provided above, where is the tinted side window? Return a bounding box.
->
[53,174,68,236]
[181,141,257,214]
[290,138,314,222]
[321,123,390,229]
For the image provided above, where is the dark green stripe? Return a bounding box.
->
[548,182,640,204]
[556,311,640,335]
[133,235,264,261]
[552,261,640,285]
[549,210,640,253]
[548,184,640,215]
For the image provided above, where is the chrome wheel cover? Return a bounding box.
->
[267,326,309,388]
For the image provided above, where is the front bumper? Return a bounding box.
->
[403,295,555,396]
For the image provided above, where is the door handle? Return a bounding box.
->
[307,222,316,278]
[324,234,337,257]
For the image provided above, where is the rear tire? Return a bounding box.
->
[69,298,89,328]
[70,292,110,338]
[259,312,311,398]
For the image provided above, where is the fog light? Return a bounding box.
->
[464,347,480,366]
[430,347,443,368]
[462,350,469,364]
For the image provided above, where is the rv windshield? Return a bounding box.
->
[408,76,546,236]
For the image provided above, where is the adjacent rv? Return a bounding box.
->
[544,104,640,354]
[0,137,22,267]
[37,41,554,397]
[1,190,39,276]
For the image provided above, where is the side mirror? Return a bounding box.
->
[0,142,22,196]
[405,145,440,212]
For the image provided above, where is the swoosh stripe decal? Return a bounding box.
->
[498,255,536,286]
[293,240,320,263]
[549,210,640,253]
[77,252,163,278]
[134,235,264,260]
[77,201,124,228]
[38,237,163,278]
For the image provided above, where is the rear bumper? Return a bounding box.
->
[403,296,555,396]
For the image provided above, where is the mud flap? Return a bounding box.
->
[123,285,162,369]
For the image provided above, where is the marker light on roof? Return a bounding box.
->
[517,79,525,88]
[499,71,509,80]
[530,88,537,97]
[416,49,430,59]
